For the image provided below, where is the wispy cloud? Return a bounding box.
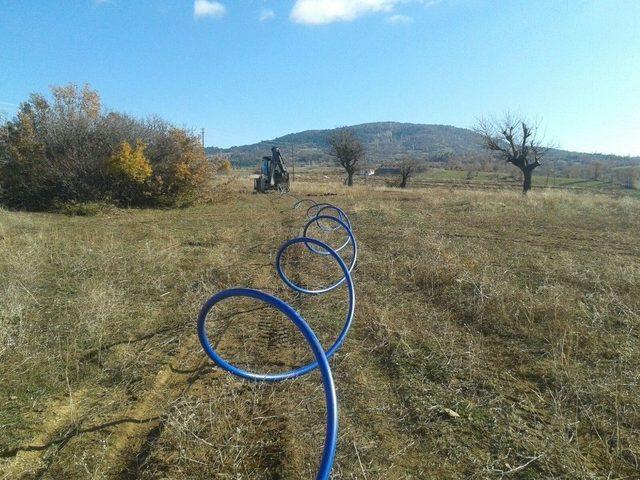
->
[387,13,413,23]
[259,9,276,22]
[194,0,226,19]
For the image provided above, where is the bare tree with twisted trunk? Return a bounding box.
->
[475,115,551,194]
[328,127,364,187]
[398,156,418,188]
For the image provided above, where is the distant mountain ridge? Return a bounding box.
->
[206,122,638,168]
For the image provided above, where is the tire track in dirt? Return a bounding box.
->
[105,336,211,478]
[111,306,271,478]
[122,197,303,478]
[203,223,310,475]
[0,388,91,480]
[220,306,297,476]
[0,329,207,479]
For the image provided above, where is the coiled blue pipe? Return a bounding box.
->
[197,202,356,480]
[294,216,357,291]
[307,203,351,234]
[197,287,338,480]
[293,198,318,211]
[305,207,353,254]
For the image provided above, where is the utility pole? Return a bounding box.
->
[291,143,295,184]
[363,153,367,185]
[201,128,205,149]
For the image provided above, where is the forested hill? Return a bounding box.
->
[206,122,638,168]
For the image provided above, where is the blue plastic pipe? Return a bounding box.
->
[197,287,337,480]
[199,237,355,381]
[316,204,352,232]
[307,203,350,232]
[197,203,357,479]
[293,198,318,211]
[296,216,357,285]
[303,213,355,257]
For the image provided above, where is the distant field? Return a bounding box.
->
[422,169,607,188]
[287,166,636,195]
[1,179,639,478]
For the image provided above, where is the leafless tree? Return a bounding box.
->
[591,161,604,181]
[475,115,551,194]
[398,156,418,188]
[328,127,364,186]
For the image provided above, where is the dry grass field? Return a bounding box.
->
[1,177,639,479]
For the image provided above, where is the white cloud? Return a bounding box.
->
[259,9,276,22]
[194,0,226,19]
[290,0,401,25]
[290,0,442,25]
[387,13,413,23]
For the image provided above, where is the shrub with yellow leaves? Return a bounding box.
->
[107,140,152,184]
[106,140,153,204]
[162,129,213,202]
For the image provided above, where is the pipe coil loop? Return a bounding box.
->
[197,200,356,480]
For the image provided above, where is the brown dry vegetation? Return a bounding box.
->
[1,177,639,479]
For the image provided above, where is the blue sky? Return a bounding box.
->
[1,0,639,155]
